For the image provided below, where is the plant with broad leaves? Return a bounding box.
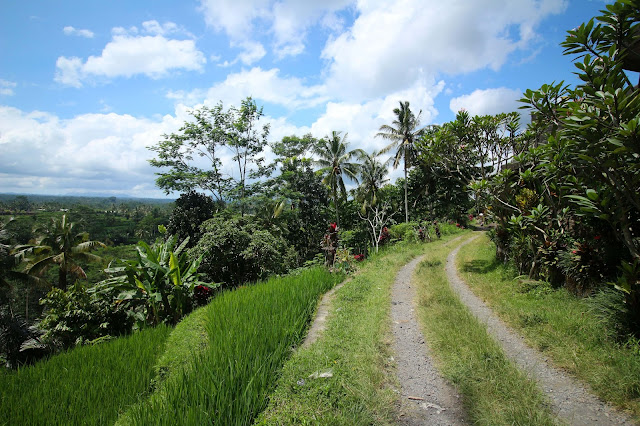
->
[95,227,216,327]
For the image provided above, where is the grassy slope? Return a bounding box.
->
[457,233,640,418]
[256,234,464,425]
[413,233,556,425]
[120,267,342,426]
[0,325,170,426]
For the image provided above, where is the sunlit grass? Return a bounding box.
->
[256,232,465,425]
[457,233,640,419]
[413,233,557,425]
[121,267,342,425]
[0,325,170,426]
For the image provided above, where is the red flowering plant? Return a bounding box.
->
[353,254,365,262]
[378,226,390,245]
[558,238,608,294]
[193,284,215,307]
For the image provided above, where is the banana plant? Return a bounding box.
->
[95,228,216,327]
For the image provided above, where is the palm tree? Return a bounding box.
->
[312,131,363,227]
[357,150,391,208]
[377,101,424,223]
[20,215,105,289]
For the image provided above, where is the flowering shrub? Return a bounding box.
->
[353,254,365,262]
[194,284,214,307]
[378,227,390,245]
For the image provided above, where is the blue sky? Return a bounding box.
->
[0,0,613,198]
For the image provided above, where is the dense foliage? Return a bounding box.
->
[97,230,214,327]
[481,2,640,335]
[190,216,297,287]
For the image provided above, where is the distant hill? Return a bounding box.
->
[0,193,174,208]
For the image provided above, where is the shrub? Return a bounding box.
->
[190,216,297,287]
[96,230,214,327]
[39,284,132,349]
[388,222,418,241]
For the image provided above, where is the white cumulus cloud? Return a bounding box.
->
[55,22,206,87]
[168,67,328,110]
[449,87,523,117]
[199,0,352,59]
[322,0,567,100]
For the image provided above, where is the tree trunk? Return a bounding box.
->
[333,182,340,228]
[404,158,409,223]
[59,264,67,289]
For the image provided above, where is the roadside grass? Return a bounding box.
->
[414,234,557,425]
[0,325,170,426]
[457,233,640,418]
[120,267,342,426]
[256,232,463,425]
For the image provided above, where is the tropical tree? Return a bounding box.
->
[97,230,212,327]
[225,97,270,216]
[166,190,217,248]
[312,131,363,227]
[0,218,45,291]
[377,101,424,222]
[148,105,231,202]
[356,150,391,208]
[18,215,105,289]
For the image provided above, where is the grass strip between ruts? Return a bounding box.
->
[456,232,640,420]
[413,233,557,425]
[256,231,464,425]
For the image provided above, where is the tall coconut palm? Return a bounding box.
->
[312,131,363,227]
[357,150,391,209]
[377,101,424,223]
[20,215,105,289]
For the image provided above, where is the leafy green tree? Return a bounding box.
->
[224,97,270,215]
[377,101,424,222]
[484,1,640,328]
[166,190,217,248]
[19,215,105,289]
[271,134,316,162]
[149,105,231,202]
[190,216,297,287]
[312,131,363,227]
[278,158,331,261]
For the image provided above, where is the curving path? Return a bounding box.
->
[391,248,467,425]
[447,234,635,425]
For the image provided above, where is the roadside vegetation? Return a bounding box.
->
[457,233,640,418]
[0,3,637,424]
